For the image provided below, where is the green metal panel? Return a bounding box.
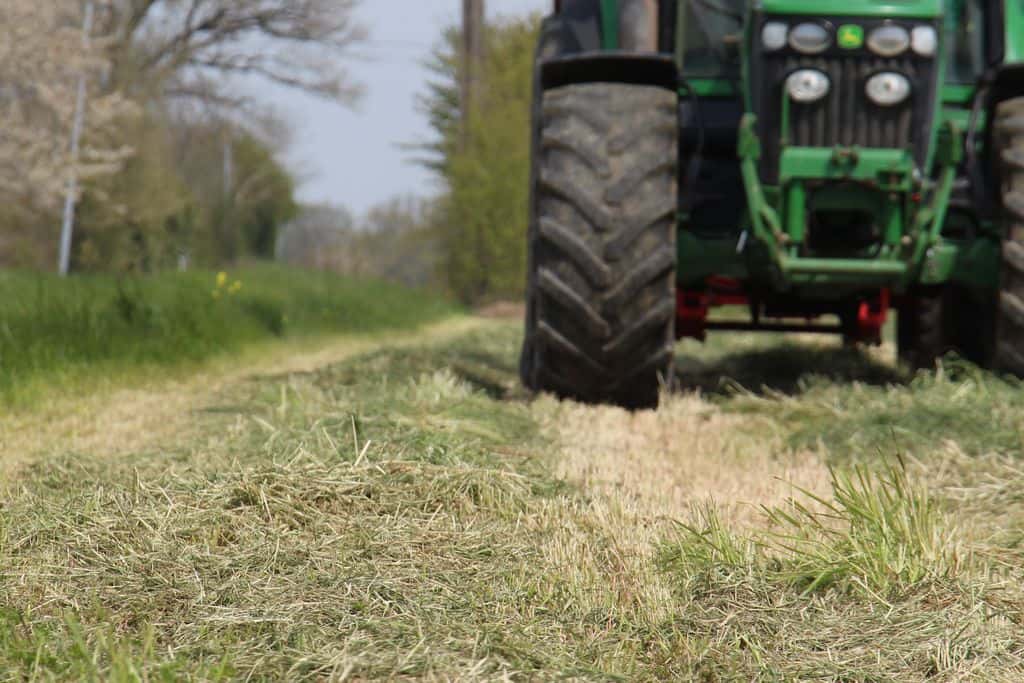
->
[759,0,941,18]
[1006,1,1024,65]
[681,79,740,97]
[780,257,907,277]
[918,243,958,284]
[600,0,619,50]
[945,237,1001,290]
[677,234,748,286]
[942,85,976,104]
[778,148,914,187]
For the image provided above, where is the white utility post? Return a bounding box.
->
[58,0,95,276]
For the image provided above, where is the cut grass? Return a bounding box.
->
[2,321,1024,679]
[681,330,1024,464]
[0,264,457,407]
[721,360,1024,463]
[667,464,966,598]
[2,328,561,679]
[656,463,1023,680]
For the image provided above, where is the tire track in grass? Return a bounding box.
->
[531,349,1024,680]
[0,317,482,474]
[528,390,834,626]
[537,391,833,529]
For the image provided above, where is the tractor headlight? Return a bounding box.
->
[786,69,831,104]
[762,22,788,52]
[911,26,937,56]
[865,72,912,106]
[789,23,832,54]
[867,24,910,56]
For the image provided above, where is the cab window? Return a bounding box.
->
[679,0,744,77]
[945,0,986,84]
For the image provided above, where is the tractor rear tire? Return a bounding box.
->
[521,82,678,410]
[993,96,1024,375]
[898,288,954,371]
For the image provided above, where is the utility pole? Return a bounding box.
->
[221,125,236,263]
[460,0,485,149]
[223,129,234,199]
[461,0,487,300]
[58,0,95,276]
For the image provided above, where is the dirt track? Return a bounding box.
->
[0,318,483,474]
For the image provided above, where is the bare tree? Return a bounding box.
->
[0,1,134,215]
[103,0,366,107]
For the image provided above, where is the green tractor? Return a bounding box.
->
[520,0,1024,408]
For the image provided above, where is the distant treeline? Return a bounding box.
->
[3,4,539,306]
[0,1,361,274]
[278,16,540,306]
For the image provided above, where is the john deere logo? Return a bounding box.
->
[838,25,864,49]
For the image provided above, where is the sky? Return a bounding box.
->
[266,0,548,215]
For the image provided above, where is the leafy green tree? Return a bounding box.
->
[229,134,300,262]
[72,115,298,272]
[421,16,540,304]
[73,111,194,272]
[0,1,359,273]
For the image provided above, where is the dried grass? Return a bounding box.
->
[543,392,832,528]
[3,321,1024,680]
[0,317,480,475]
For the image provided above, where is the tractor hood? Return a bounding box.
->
[757,0,941,18]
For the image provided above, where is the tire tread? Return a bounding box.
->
[524,82,677,409]
[994,97,1024,375]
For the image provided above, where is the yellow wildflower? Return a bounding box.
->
[216,271,228,288]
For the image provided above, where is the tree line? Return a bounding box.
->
[278,13,541,304]
[0,0,361,273]
[1,2,540,304]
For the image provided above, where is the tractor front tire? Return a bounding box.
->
[993,96,1024,375]
[522,82,678,410]
[898,287,954,371]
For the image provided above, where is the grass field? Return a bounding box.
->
[0,265,456,407]
[3,321,1024,680]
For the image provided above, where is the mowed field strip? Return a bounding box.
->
[0,317,483,474]
[3,319,1024,679]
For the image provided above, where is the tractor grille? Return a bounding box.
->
[750,17,939,185]
[786,57,919,148]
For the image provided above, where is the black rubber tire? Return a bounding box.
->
[993,96,1024,375]
[948,284,995,367]
[521,82,678,410]
[520,22,564,394]
[898,287,955,371]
